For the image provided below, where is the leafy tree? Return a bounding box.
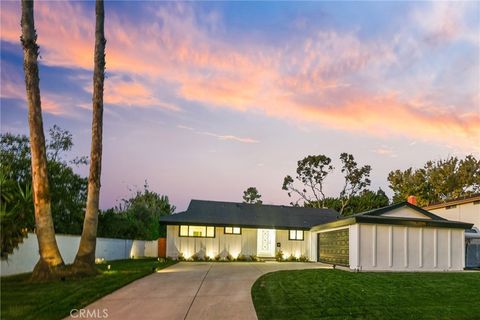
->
[282,153,372,214]
[21,0,64,280]
[74,0,107,275]
[282,155,333,207]
[338,153,372,214]
[388,155,480,206]
[318,188,390,216]
[0,128,87,259]
[0,174,34,259]
[243,187,263,204]
[98,183,175,240]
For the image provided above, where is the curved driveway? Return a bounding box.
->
[77,262,330,320]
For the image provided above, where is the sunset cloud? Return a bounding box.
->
[1,1,478,152]
[177,124,259,144]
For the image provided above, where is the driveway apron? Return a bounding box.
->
[72,262,329,320]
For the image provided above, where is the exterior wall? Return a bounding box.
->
[166,226,257,259]
[276,230,311,259]
[428,202,480,229]
[355,224,464,271]
[1,233,158,277]
[382,207,432,219]
[166,226,314,260]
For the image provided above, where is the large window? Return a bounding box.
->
[179,225,215,238]
[289,230,304,241]
[224,227,241,235]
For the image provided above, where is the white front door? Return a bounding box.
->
[257,229,276,257]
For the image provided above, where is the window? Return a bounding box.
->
[289,230,304,241]
[179,225,215,238]
[224,227,241,235]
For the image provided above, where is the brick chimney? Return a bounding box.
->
[407,195,417,205]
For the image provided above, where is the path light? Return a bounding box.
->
[107,265,111,270]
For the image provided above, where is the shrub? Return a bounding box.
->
[191,253,205,261]
[214,254,221,261]
[226,253,234,261]
[250,255,259,262]
[177,252,185,261]
[275,249,284,262]
[237,254,249,262]
[287,254,298,262]
[299,255,309,262]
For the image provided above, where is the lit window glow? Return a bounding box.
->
[224,226,241,234]
[289,230,304,241]
[179,225,215,238]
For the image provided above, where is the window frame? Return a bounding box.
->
[224,226,242,235]
[288,230,304,241]
[178,225,216,238]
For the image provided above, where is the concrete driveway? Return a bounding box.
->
[75,262,330,320]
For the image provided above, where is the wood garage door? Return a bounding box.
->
[318,229,349,266]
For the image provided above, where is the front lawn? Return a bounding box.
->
[252,269,480,320]
[1,258,176,320]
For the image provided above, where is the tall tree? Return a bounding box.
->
[73,0,106,274]
[338,153,371,214]
[243,187,263,204]
[21,0,65,280]
[282,155,333,207]
[388,155,480,206]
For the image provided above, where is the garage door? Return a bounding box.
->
[318,229,349,266]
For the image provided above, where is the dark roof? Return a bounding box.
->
[354,201,447,220]
[159,199,340,230]
[311,202,474,231]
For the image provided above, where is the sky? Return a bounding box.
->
[1,1,479,212]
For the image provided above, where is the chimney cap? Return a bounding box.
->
[407,195,417,205]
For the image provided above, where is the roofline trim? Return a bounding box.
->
[423,194,480,210]
[310,215,473,231]
[356,201,447,220]
[159,220,312,231]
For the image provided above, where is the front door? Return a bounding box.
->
[257,229,276,257]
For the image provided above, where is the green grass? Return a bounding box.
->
[1,258,176,320]
[252,269,480,320]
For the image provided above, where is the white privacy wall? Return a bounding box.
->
[1,233,158,276]
[350,224,464,271]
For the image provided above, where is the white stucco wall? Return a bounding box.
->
[353,224,464,271]
[428,202,480,229]
[1,233,158,277]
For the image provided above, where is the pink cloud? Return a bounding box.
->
[1,2,478,152]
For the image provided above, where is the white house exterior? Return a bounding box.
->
[311,205,467,271]
[423,195,480,229]
[160,200,473,271]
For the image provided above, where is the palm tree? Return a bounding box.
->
[21,0,65,280]
[73,0,106,274]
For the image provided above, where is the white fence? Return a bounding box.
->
[0,233,158,277]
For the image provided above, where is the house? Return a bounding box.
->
[423,194,480,268]
[159,199,473,271]
[423,194,480,229]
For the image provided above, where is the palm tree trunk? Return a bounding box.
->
[72,0,106,274]
[21,0,65,281]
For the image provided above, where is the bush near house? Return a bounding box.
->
[252,269,480,320]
